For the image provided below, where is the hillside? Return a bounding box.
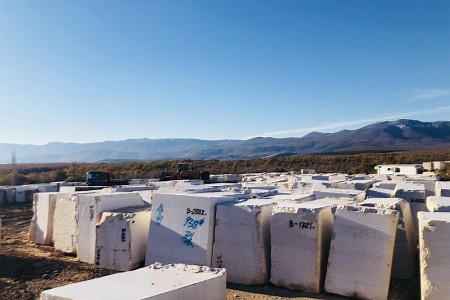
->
[1,119,449,163]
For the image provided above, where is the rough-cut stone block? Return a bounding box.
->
[336,180,375,191]
[36,184,59,193]
[312,173,347,181]
[53,193,83,253]
[77,192,146,264]
[360,198,416,279]
[40,263,226,300]
[59,186,104,193]
[391,174,406,182]
[314,188,366,202]
[212,199,275,284]
[436,181,450,197]
[5,188,15,203]
[298,180,333,191]
[29,192,58,245]
[103,186,155,205]
[95,206,151,271]
[271,202,333,293]
[406,180,436,197]
[15,187,38,203]
[374,182,397,190]
[106,186,158,193]
[395,183,426,230]
[325,205,398,300]
[418,212,450,300]
[302,197,355,213]
[367,187,396,198]
[129,179,153,185]
[268,191,315,203]
[426,196,450,212]
[145,192,237,266]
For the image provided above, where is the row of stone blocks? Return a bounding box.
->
[29,190,152,271]
[31,190,408,299]
[0,187,38,204]
[31,187,450,300]
[145,192,416,300]
[33,190,231,300]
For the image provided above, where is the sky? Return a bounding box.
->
[1,0,449,145]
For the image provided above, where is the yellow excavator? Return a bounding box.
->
[159,163,210,182]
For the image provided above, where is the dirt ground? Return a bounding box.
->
[0,204,419,300]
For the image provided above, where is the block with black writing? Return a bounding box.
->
[95,206,151,271]
[271,202,333,293]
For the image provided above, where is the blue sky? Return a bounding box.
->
[1,1,449,145]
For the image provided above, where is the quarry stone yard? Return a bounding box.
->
[1,203,419,300]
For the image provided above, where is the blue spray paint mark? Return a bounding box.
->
[183,231,195,247]
[156,203,164,225]
[183,216,205,229]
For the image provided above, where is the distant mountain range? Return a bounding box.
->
[1,119,450,163]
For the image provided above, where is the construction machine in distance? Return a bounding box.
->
[86,171,130,186]
[159,163,210,182]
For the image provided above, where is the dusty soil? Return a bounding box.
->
[0,204,419,300]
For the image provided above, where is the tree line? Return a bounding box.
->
[0,150,449,185]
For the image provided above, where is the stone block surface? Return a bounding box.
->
[271,202,333,293]
[145,192,237,266]
[324,205,398,300]
[212,199,275,284]
[29,192,58,245]
[95,206,151,271]
[426,196,450,212]
[418,212,450,300]
[40,263,226,300]
[77,192,146,263]
[360,198,416,279]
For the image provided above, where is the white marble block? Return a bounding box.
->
[212,199,275,285]
[304,197,356,213]
[77,192,146,264]
[5,188,15,203]
[367,187,396,198]
[336,180,375,191]
[374,182,397,190]
[29,192,58,245]
[407,180,436,197]
[15,187,38,203]
[271,202,333,293]
[53,193,81,253]
[324,205,398,300]
[314,188,366,202]
[418,212,450,300]
[59,186,104,193]
[268,191,315,203]
[426,196,450,212]
[37,184,59,193]
[53,191,105,253]
[360,198,416,279]
[95,206,151,271]
[40,263,226,300]
[145,192,236,266]
[436,181,450,197]
[394,183,426,230]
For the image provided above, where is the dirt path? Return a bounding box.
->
[0,204,419,299]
